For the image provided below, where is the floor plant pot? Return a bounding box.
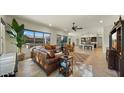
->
[17,52,25,61]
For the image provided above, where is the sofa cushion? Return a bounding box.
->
[47,50,55,58]
[51,45,56,49]
[45,45,52,50]
[44,45,57,50]
[39,48,48,53]
[38,48,55,58]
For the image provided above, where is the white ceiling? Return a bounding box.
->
[12,15,120,32]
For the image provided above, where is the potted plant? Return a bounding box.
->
[6,18,25,61]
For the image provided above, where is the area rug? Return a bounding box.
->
[70,52,93,77]
[70,52,89,64]
[73,62,93,77]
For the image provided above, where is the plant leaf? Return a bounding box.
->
[18,24,24,36]
[12,18,19,33]
[6,24,17,37]
[6,30,16,38]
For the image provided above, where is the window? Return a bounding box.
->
[57,35,62,45]
[35,31,44,46]
[24,29,51,48]
[44,33,51,44]
[57,35,68,46]
[63,36,68,44]
[24,30,35,48]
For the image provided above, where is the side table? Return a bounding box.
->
[59,55,73,76]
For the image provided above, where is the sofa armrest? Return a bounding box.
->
[38,51,47,65]
[46,57,60,65]
[55,52,63,57]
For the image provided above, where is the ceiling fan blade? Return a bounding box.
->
[72,22,83,31]
[72,26,76,31]
[77,27,83,29]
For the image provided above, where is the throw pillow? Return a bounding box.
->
[45,45,52,50]
[47,50,55,58]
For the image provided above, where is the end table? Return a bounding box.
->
[59,55,73,76]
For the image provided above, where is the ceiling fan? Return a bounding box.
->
[72,22,83,31]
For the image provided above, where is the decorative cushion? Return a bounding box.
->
[51,45,56,49]
[45,45,57,50]
[35,46,42,49]
[45,45,52,50]
[38,48,55,58]
[47,50,55,58]
[39,48,48,53]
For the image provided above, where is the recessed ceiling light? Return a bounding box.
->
[68,33,71,35]
[49,24,52,27]
[99,20,103,23]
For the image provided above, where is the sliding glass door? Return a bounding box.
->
[57,35,68,46]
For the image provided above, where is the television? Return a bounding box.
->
[112,31,117,49]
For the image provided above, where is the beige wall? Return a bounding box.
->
[4,16,67,53]
[102,25,113,52]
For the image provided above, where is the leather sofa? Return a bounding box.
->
[31,45,62,76]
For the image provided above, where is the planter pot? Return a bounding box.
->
[17,53,25,61]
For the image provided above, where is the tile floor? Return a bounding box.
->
[16,47,118,77]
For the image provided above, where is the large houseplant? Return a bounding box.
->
[6,18,25,54]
